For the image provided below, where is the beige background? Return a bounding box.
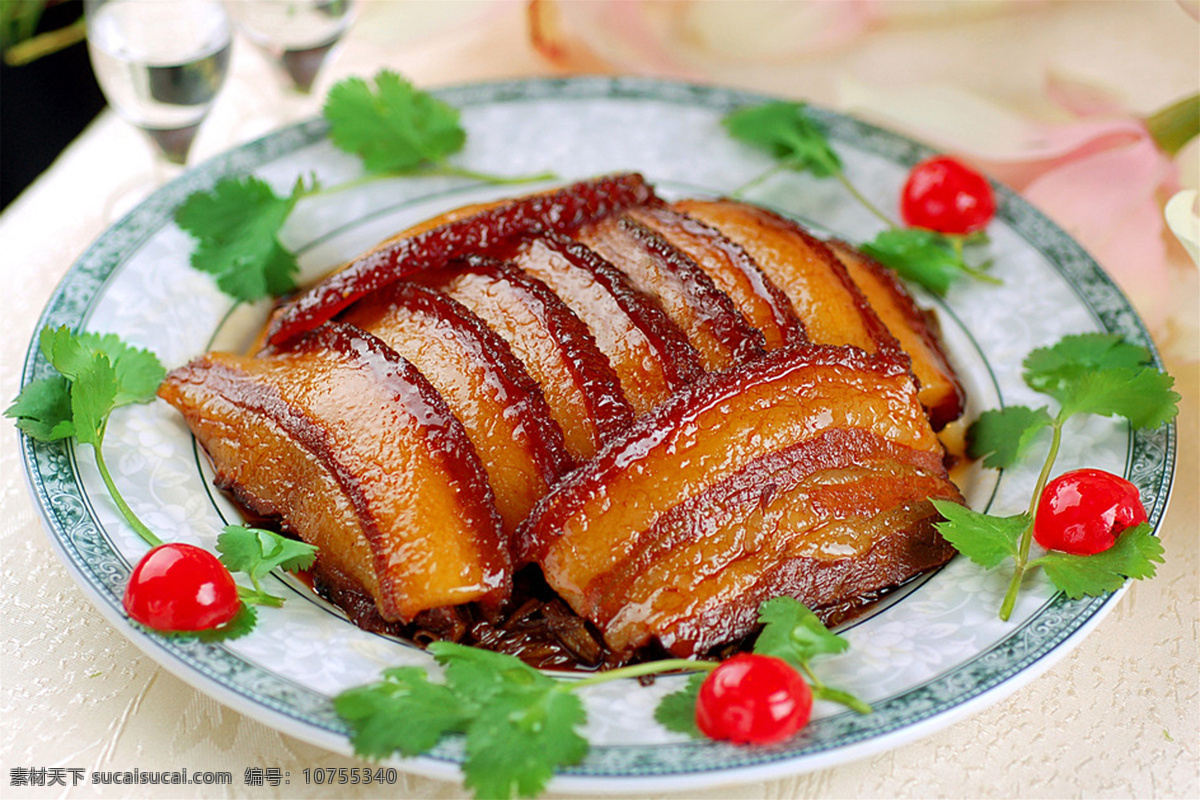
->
[2,1,1197,798]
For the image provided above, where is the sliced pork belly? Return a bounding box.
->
[421,258,635,462]
[266,173,657,347]
[519,343,960,658]
[674,199,896,353]
[157,322,510,622]
[342,282,572,541]
[625,203,805,351]
[506,233,704,416]
[591,428,961,656]
[828,240,966,429]
[575,214,765,371]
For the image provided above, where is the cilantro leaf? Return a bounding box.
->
[967,405,1054,469]
[39,325,165,407]
[937,333,1174,621]
[463,686,587,800]
[174,175,303,303]
[1021,334,1178,426]
[430,641,554,707]
[1032,523,1164,599]
[1023,333,1152,394]
[217,525,317,581]
[335,666,470,758]
[75,332,167,405]
[5,376,75,441]
[754,596,848,666]
[335,645,590,800]
[428,642,590,799]
[1019,333,1178,429]
[145,601,258,642]
[1058,367,1179,429]
[931,500,1028,569]
[723,101,842,178]
[324,70,466,175]
[10,326,165,547]
[69,353,119,448]
[216,525,317,606]
[859,228,966,295]
[191,601,258,641]
[39,324,97,382]
[752,597,870,714]
[653,673,704,738]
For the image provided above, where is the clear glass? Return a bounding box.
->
[86,0,232,164]
[226,0,355,93]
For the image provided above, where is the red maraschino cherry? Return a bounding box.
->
[901,156,996,234]
[123,543,241,631]
[1033,468,1148,556]
[695,653,813,745]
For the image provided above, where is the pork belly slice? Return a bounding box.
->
[575,214,766,372]
[342,282,572,542]
[828,240,966,429]
[674,199,896,353]
[157,322,510,622]
[507,233,704,416]
[519,344,959,658]
[625,203,805,351]
[266,173,656,347]
[590,428,961,656]
[420,258,635,462]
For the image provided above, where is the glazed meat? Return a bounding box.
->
[160,174,967,664]
[419,257,635,463]
[575,213,765,371]
[342,281,572,541]
[265,173,655,346]
[504,232,704,415]
[158,322,510,622]
[520,344,961,657]
[625,202,805,351]
[674,198,896,353]
[827,241,966,429]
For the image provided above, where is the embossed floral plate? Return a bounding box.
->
[17,77,1174,793]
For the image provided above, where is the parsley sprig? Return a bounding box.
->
[722,100,998,295]
[153,524,319,641]
[7,325,167,546]
[753,598,872,714]
[324,71,556,186]
[7,326,318,640]
[174,175,316,304]
[113,524,317,643]
[338,645,707,799]
[338,597,867,798]
[218,524,318,609]
[176,71,555,305]
[935,333,1177,620]
[655,597,871,736]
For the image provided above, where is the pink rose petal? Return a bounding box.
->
[838,81,1147,188]
[1022,138,1176,320]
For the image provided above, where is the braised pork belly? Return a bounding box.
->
[159,174,967,666]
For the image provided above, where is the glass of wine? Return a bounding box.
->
[85,0,233,165]
[226,0,356,94]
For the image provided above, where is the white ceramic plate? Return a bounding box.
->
[17,77,1175,793]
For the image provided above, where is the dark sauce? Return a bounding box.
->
[220,488,911,672]
[314,565,650,672]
